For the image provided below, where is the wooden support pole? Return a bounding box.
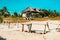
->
[28,24,32,32]
[56,24,60,30]
[8,22,10,29]
[22,24,24,32]
[22,23,32,32]
[44,24,46,34]
[46,22,50,31]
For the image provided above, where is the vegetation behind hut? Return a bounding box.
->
[0,7,60,23]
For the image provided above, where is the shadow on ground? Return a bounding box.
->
[25,30,50,34]
[0,36,6,40]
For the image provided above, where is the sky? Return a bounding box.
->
[0,0,60,14]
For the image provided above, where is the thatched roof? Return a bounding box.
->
[24,7,34,12]
[23,7,40,13]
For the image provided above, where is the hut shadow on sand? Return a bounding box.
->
[25,30,50,34]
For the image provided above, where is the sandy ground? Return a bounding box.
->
[0,20,60,40]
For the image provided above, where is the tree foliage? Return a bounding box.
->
[0,7,11,17]
[30,9,60,18]
[0,17,3,23]
[13,12,18,17]
[0,7,60,18]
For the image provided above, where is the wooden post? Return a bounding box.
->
[8,22,10,29]
[44,24,46,34]
[28,24,32,32]
[56,24,60,30]
[22,24,24,32]
[47,22,50,31]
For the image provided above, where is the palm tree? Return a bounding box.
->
[0,7,11,17]
[3,7,7,12]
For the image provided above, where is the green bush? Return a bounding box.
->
[0,17,3,23]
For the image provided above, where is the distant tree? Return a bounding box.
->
[18,14,22,17]
[2,6,7,12]
[3,12,11,17]
[0,10,2,16]
[13,12,18,17]
[41,9,50,17]
[7,12,11,16]
[0,7,11,17]
[53,10,60,16]
[0,9,4,16]
[49,10,59,17]
[0,16,3,23]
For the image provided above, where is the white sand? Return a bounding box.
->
[0,20,60,40]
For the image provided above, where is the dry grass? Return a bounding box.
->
[32,17,60,21]
[3,17,60,23]
[3,17,29,23]
[17,20,29,23]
